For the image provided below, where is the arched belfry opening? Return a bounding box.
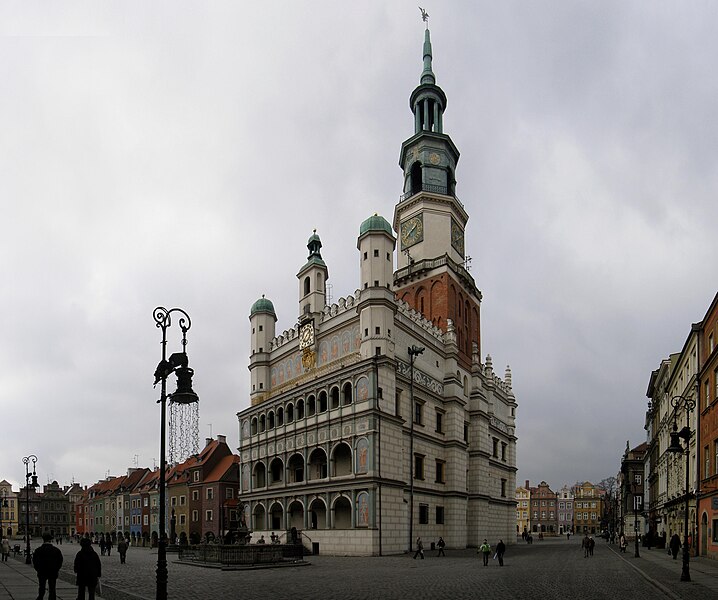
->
[409,162,422,195]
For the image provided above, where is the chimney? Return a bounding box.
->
[217,434,226,444]
[205,437,212,447]
[525,480,530,489]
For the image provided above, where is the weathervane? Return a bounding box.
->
[419,6,429,28]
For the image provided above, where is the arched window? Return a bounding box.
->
[333,496,352,529]
[253,463,266,488]
[332,442,352,476]
[307,395,316,416]
[287,454,305,483]
[330,387,340,410]
[277,407,284,427]
[269,458,284,485]
[259,415,266,432]
[342,382,353,406]
[304,276,311,296]
[318,391,328,413]
[307,448,328,480]
[250,418,258,435]
[286,403,294,422]
[309,498,327,530]
[268,411,275,429]
[296,399,304,419]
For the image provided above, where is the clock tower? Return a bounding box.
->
[393,25,482,367]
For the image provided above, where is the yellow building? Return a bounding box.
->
[573,481,602,535]
[515,484,530,535]
[0,480,19,539]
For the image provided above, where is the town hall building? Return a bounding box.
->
[236,25,517,556]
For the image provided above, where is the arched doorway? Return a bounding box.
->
[333,496,351,529]
[701,512,708,556]
[288,500,304,529]
[309,498,326,530]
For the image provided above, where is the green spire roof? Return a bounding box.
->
[359,213,393,236]
[250,294,276,317]
[421,28,436,85]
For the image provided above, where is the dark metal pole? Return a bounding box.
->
[153,307,193,600]
[681,407,691,582]
[22,455,37,564]
[634,487,640,558]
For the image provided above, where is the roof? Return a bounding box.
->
[250,295,276,318]
[204,455,240,484]
[359,213,393,237]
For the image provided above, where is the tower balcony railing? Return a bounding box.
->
[399,183,463,208]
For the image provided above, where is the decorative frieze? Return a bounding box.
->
[396,360,444,395]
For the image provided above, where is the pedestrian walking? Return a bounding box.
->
[1,537,10,561]
[106,536,113,556]
[582,534,590,558]
[117,537,128,564]
[495,539,506,566]
[588,536,595,557]
[619,533,627,553]
[413,536,424,559]
[669,533,681,559]
[99,535,106,556]
[74,537,102,600]
[32,533,64,600]
[479,539,491,566]
[437,537,446,557]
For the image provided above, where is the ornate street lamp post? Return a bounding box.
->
[407,344,424,554]
[22,455,38,564]
[152,307,199,600]
[666,394,696,582]
[0,490,8,541]
[632,476,641,558]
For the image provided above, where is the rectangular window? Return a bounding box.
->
[373,249,379,257]
[395,390,402,417]
[435,411,443,433]
[179,514,186,525]
[705,446,710,478]
[713,519,718,543]
[414,402,423,426]
[501,478,506,498]
[170,496,177,506]
[714,441,718,476]
[435,460,446,484]
[143,498,148,507]
[143,515,148,525]
[226,488,234,499]
[464,423,469,443]
[492,438,499,458]
[419,504,429,525]
[414,454,424,480]
[206,488,214,500]
[501,442,507,461]
[192,510,198,522]
[180,495,186,506]
[436,506,445,524]
[193,471,200,482]
[206,510,213,522]
[192,490,199,501]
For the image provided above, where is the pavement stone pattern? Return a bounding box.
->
[1,538,717,600]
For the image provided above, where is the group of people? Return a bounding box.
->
[29,532,130,600]
[412,536,505,566]
[581,534,596,557]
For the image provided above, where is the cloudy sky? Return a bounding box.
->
[2,1,716,494]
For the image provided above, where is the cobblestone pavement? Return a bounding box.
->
[4,537,717,600]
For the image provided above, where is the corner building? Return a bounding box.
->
[236,27,517,556]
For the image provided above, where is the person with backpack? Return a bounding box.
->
[479,539,491,566]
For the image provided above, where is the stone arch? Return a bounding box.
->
[309,497,327,530]
[276,407,284,426]
[342,382,353,406]
[307,448,328,480]
[287,499,304,530]
[330,386,340,409]
[303,276,310,296]
[287,453,305,483]
[332,495,352,529]
[296,399,305,419]
[251,417,258,435]
[253,503,266,530]
[269,457,284,485]
[307,394,316,416]
[416,285,428,318]
[253,462,266,488]
[318,390,328,413]
[268,410,275,429]
[332,442,352,476]
[286,402,294,422]
[259,414,266,432]
[409,161,422,194]
[269,501,284,531]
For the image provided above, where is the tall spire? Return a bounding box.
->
[421,28,436,85]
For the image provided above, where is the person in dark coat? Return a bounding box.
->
[74,537,102,600]
[117,536,128,564]
[32,533,64,600]
[669,533,681,559]
[495,539,506,566]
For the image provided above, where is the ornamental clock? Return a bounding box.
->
[400,214,424,249]
[451,218,464,256]
[299,322,315,350]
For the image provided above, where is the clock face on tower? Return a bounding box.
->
[451,219,465,256]
[400,214,424,249]
[299,322,315,350]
